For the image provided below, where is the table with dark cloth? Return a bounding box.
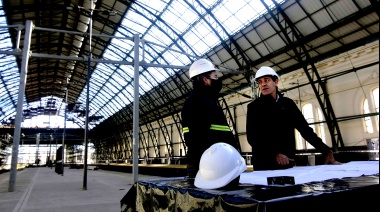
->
[121,161,379,212]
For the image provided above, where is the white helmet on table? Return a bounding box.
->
[194,142,247,189]
[189,59,218,79]
[255,66,279,80]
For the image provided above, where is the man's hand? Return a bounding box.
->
[325,151,342,165]
[276,153,294,165]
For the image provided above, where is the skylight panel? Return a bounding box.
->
[116,92,131,105]
[102,104,115,116]
[113,96,125,108]
[119,91,132,105]
[112,72,128,87]
[113,98,125,110]
[123,11,150,35]
[120,66,135,80]
[125,85,135,97]
[6,77,19,84]
[95,92,110,105]
[183,31,208,55]
[214,1,245,34]
[176,2,198,24]
[198,0,219,8]
[115,28,133,40]
[112,32,134,48]
[96,63,114,75]
[201,32,220,49]
[92,73,107,84]
[161,51,191,66]
[146,66,168,83]
[90,77,105,88]
[146,26,172,46]
[236,7,257,25]
[117,66,133,81]
[77,95,86,105]
[122,87,134,100]
[251,0,282,17]
[111,36,133,46]
[1,64,19,73]
[92,93,109,106]
[136,0,168,15]
[103,46,125,60]
[184,21,218,55]
[162,1,197,33]
[139,76,153,91]
[89,88,98,99]
[3,104,14,113]
[90,80,102,91]
[161,52,178,64]
[2,72,17,81]
[104,81,119,94]
[139,72,155,90]
[161,10,184,33]
[97,111,108,120]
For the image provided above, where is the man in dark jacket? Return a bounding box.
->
[181,59,237,179]
[246,66,340,171]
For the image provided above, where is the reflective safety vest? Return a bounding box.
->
[183,124,231,133]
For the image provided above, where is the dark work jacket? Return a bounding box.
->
[181,85,236,173]
[246,93,331,170]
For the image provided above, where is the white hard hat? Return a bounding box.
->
[194,142,247,189]
[255,66,279,80]
[189,59,218,79]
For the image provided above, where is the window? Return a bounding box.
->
[363,99,373,133]
[317,108,326,143]
[373,88,379,127]
[363,87,379,133]
[296,103,323,150]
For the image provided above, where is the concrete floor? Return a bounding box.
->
[0,166,163,212]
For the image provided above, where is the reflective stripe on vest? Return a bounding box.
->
[210,124,231,131]
[182,124,230,133]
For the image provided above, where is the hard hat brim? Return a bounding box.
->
[194,156,246,189]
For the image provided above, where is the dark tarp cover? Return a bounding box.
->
[121,174,379,212]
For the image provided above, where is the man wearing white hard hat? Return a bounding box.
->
[181,59,238,180]
[246,66,340,170]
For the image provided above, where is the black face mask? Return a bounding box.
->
[210,78,223,94]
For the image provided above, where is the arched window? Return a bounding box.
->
[363,87,379,133]
[296,103,324,150]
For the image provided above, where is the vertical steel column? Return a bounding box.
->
[8,20,33,192]
[49,134,52,168]
[36,133,40,164]
[83,0,94,190]
[62,80,68,176]
[132,34,140,183]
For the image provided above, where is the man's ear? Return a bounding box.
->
[274,79,279,85]
[202,76,210,85]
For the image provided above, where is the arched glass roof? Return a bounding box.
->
[0,0,378,133]
[0,0,283,128]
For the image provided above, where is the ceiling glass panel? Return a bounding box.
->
[163,1,196,33]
